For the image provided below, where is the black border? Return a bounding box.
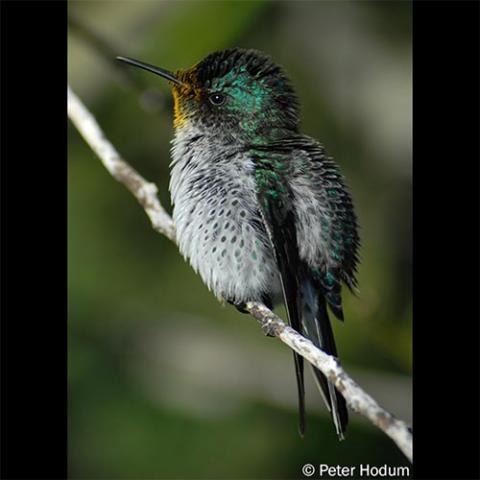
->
[1,1,67,479]
[412,1,479,479]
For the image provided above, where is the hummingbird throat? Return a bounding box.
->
[171,68,202,129]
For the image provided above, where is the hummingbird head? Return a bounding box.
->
[117,48,300,142]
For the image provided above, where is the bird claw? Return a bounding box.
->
[228,299,276,337]
[228,300,249,314]
[261,320,277,337]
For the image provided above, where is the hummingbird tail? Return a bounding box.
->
[301,278,349,440]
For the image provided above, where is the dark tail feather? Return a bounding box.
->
[293,352,306,436]
[262,206,307,437]
[301,278,349,439]
[284,278,306,437]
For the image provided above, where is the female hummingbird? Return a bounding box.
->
[117,48,360,439]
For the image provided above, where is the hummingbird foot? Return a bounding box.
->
[260,320,277,338]
[227,295,275,336]
[259,294,276,336]
[227,300,249,314]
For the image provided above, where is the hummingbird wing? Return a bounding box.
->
[288,137,359,439]
[253,156,306,436]
[253,138,358,439]
[290,139,360,314]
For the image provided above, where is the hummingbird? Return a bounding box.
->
[117,48,360,440]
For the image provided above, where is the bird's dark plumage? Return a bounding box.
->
[253,138,355,438]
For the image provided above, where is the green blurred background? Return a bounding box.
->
[68,1,412,478]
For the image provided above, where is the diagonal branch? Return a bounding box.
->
[68,86,175,242]
[67,85,413,463]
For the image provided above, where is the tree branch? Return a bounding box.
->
[67,85,413,463]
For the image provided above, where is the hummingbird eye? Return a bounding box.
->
[208,93,225,106]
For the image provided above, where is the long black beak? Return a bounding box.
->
[116,56,183,86]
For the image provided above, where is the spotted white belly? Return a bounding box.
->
[170,131,282,304]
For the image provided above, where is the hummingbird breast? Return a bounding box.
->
[170,129,283,304]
